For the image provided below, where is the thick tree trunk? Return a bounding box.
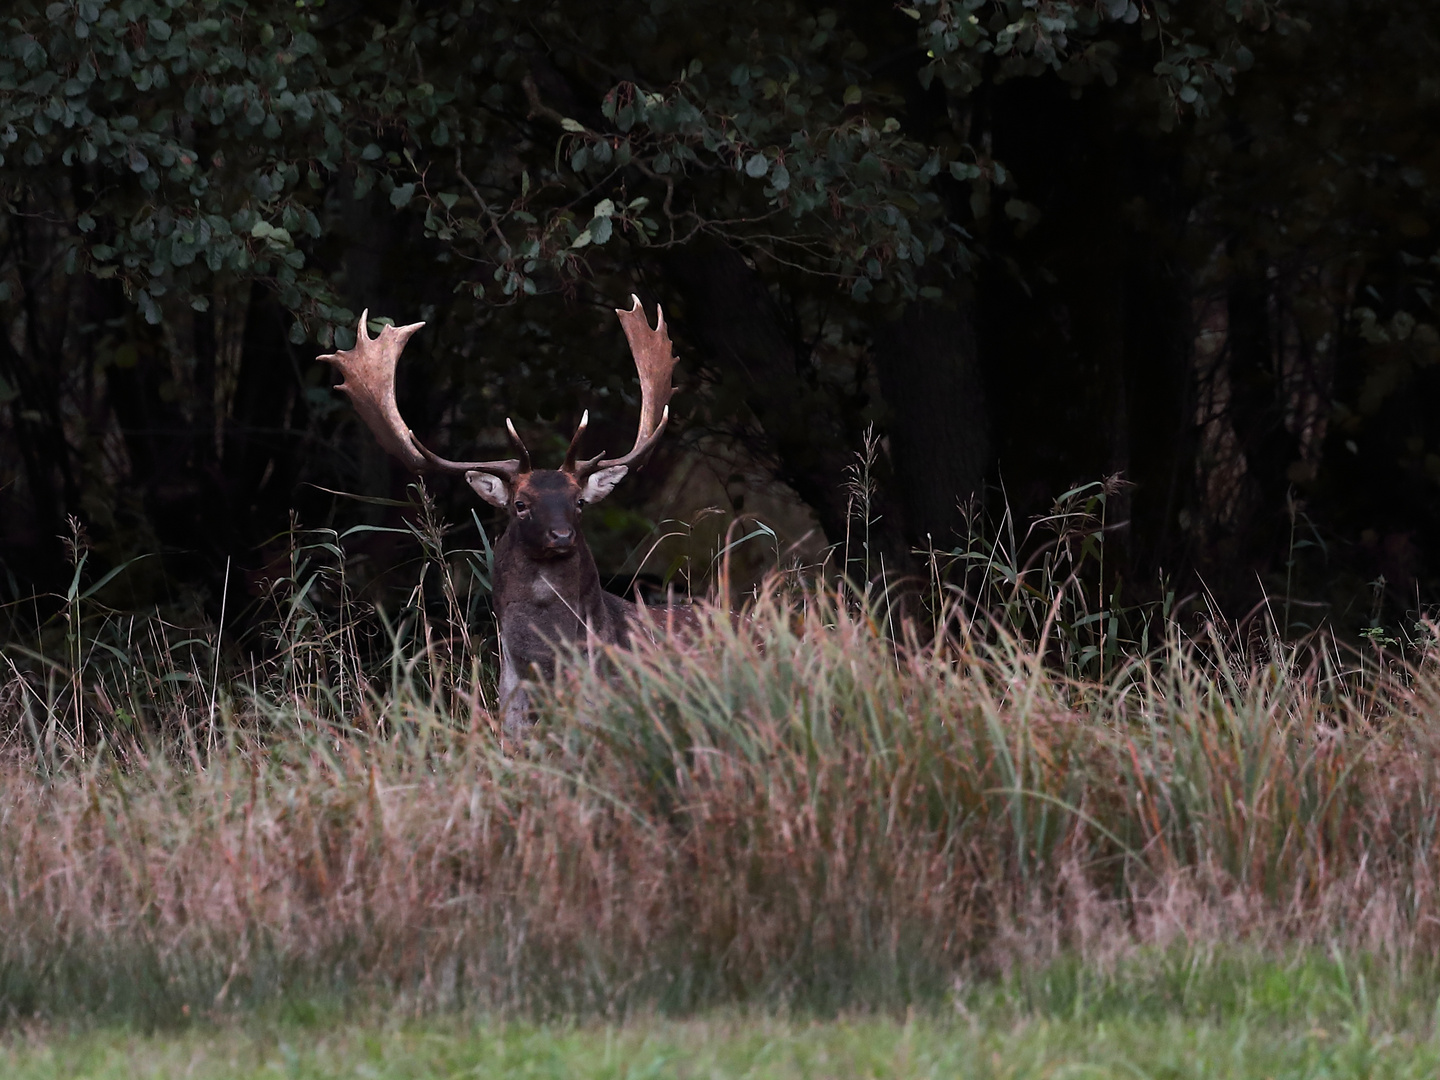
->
[661,243,869,548]
[871,299,990,546]
[664,243,997,576]
[1121,257,1193,579]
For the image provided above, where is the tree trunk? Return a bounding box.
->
[871,299,990,546]
[661,243,874,549]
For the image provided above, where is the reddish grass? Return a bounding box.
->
[3,589,1440,1021]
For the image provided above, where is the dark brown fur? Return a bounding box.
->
[477,467,696,732]
[492,470,631,679]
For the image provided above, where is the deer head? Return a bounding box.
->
[319,296,678,559]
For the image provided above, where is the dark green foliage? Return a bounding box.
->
[1,0,1284,321]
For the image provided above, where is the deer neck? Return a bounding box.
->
[492,526,604,614]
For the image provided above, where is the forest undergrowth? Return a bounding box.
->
[4,485,1440,1030]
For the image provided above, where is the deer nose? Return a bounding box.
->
[547,527,574,546]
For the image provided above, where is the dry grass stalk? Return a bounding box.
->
[3,582,1440,1022]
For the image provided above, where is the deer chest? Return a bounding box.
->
[527,572,567,607]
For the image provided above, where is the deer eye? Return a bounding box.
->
[576,496,585,509]
[514,499,529,514]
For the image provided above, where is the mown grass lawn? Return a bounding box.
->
[6,1011,1440,1080]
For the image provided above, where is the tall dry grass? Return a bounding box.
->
[5,575,1440,1025]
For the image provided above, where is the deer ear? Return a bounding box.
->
[580,465,629,504]
[466,470,510,508]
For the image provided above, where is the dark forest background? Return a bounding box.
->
[2,0,1438,642]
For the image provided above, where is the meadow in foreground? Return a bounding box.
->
[6,492,1440,1080]
[7,953,1440,1079]
[7,567,1440,1023]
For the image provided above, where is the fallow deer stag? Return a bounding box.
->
[319,296,689,732]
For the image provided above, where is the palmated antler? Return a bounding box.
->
[565,295,678,476]
[319,310,527,482]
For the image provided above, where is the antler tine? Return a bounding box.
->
[561,409,590,471]
[320,311,524,481]
[572,295,678,477]
[505,418,532,474]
